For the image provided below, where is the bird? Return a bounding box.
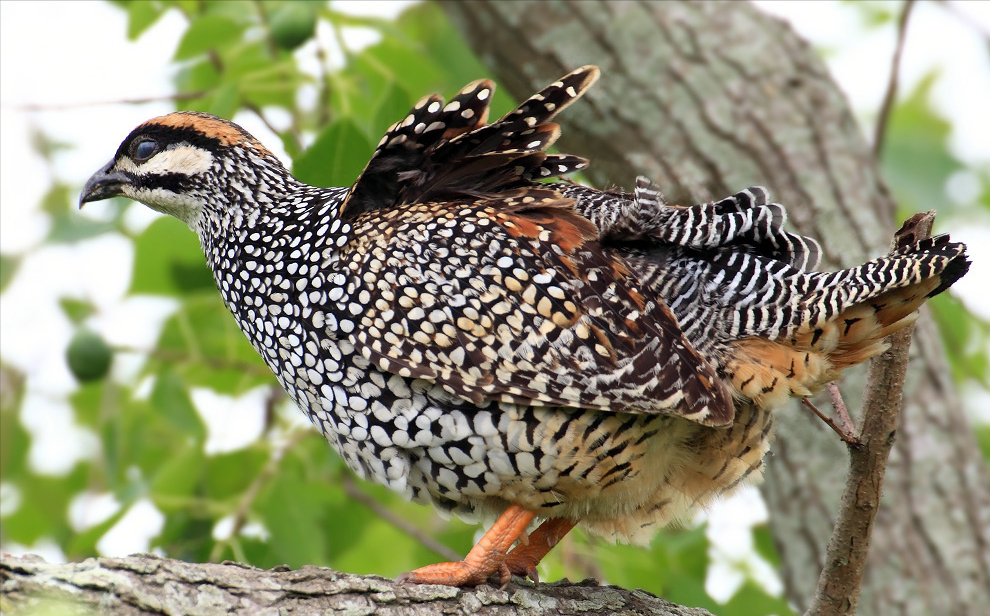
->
[80,65,969,587]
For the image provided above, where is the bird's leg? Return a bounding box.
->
[397,504,536,587]
[503,517,578,584]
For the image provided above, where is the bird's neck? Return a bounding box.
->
[194,183,353,340]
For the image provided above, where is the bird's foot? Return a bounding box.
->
[397,558,513,587]
[397,504,536,587]
[503,517,578,584]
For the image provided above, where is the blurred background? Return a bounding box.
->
[1,2,987,615]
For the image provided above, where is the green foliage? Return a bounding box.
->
[0,254,20,294]
[1,3,985,616]
[115,0,170,40]
[841,0,898,28]
[292,118,372,187]
[129,218,215,295]
[881,73,964,216]
[878,68,990,393]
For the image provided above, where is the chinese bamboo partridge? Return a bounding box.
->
[80,66,969,586]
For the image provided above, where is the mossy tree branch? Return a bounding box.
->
[0,553,712,616]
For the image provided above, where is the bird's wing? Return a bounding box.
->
[338,66,600,220]
[339,187,735,427]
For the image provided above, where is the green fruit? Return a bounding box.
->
[269,3,317,51]
[67,330,113,382]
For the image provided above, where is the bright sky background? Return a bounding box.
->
[1,0,988,603]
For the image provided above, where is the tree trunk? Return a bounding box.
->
[439,2,990,615]
[0,553,712,616]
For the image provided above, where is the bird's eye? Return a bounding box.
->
[131,139,159,162]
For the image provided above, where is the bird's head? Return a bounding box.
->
[80,111,292,229]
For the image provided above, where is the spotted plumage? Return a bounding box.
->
[80,65,969,586]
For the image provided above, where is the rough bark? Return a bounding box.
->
[439,2,990,615]
[0,553,712,616]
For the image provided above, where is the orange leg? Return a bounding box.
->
[504,517,578,584]
[397,504,536,587]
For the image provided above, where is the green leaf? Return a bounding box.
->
[720,580,794,616]
[174,58,222,99]
[224,41,304,110]
[0,374,30,479]
[59,298,97,325]
[151,442,206,512]
[2,468,87,549]
[174,15,245,61]
[257,465,329,567]
[206,448,268,501]
[372,82,415,136]
[292,118,372,188]
[157,510,215,562]
[150,371,206,441]
[752,523,782,567]
[120,0,169,40]
[0,253,21,293]
[66,506,127,558]
[152,294,270,393]
[881,72,963,215]
[930,293,990,387]
[47,215,122,244]
[40,184,72,216]
[208,81,241,120]
[129,217,214,296]
[29,126,74,161]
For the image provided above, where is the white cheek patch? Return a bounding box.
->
[117,144,214,176]
[121,185,204,228]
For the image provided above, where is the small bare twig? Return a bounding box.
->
[873,0,916,160]
[340,474,463,562]
[7,91,208,112]
[113,345,273,378]
[805,211,937,616]
[827,382,857,438]
[801,398,859,446]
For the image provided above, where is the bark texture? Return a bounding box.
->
[0,553,711,616]
[439,2,990,615]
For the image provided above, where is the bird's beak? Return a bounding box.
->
[79,160,129,208]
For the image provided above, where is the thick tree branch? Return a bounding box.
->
[0,553,713,616]
[805,212,935,616]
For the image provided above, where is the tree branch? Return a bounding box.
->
[8,92,208,112]
[0,553,714,616]
[805,211,936,616]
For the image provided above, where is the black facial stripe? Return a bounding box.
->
[133,171,194,194]
[114,124,223,163]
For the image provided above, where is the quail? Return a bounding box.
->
[80,66,970,587]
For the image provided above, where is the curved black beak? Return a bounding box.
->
[79,159,129,208]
